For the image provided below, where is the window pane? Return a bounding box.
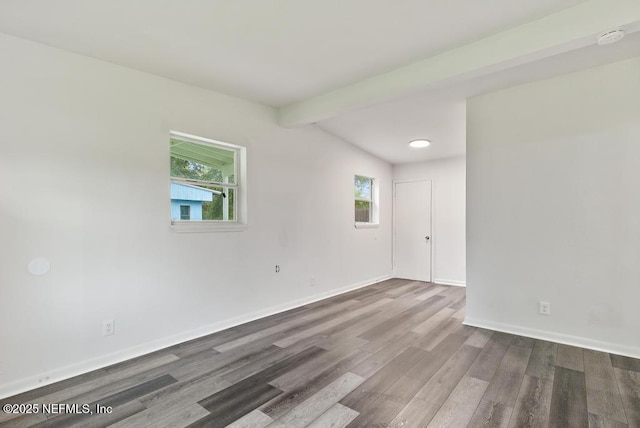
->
[355,175,372,200]
[179,205,191,220]
[202,187,235,221]
[355,200,371,223]
[170,138,236,184]
[171,182,235,221]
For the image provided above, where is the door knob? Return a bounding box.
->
[425,236,430,241]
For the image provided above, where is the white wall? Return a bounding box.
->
[466,56,640,358]
[0,33,393,397]
[393,156,466,286]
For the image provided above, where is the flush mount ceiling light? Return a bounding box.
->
[409,139,431,148]
[597,29,625,46]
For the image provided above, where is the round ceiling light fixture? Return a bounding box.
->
[597,29,625,46]
[409,139,431,148]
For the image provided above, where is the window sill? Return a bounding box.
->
[171,221,247,233]
[354,222,379,229]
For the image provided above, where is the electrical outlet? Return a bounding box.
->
[539,301,551,316]
[103,319,115,336]
[310,276,317,287]
[275,265,280,273]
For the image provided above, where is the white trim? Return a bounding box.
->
[464,317,640,360]
[170,221,247,233]
[434,278,466,287]
[170,130,240,150]
[354,174,378,225]
[354,222,379,229]
[0,274,392,399]
[169,130,247,228]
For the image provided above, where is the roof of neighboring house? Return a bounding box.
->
[170,182,218,202]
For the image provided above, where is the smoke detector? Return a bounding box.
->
[597,30,625,46]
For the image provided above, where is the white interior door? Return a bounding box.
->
[394,180,432,281]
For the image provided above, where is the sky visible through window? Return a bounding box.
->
[355,176,372,199]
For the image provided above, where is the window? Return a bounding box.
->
[170,131,247,232]
[355,175,378,227]
[179,205,190,220]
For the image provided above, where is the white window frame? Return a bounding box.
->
[354,174,379,229]
[170,131,247,233]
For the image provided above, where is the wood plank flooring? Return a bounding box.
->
[1,279,640,427]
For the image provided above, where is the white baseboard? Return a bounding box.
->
[464,317,640,360]
[0,274,392,399]
[434,278,466,287]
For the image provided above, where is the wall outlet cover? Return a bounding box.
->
[539,301,551,316]
[102,320,115,336]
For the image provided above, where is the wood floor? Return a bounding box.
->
[2,279,639,427]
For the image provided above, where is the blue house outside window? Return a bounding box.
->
[171,183,218,221]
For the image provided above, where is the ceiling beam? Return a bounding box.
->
[277,0,640,127]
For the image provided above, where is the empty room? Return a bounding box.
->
[1,1,639,427]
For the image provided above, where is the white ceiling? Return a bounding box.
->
[1,0,639,164]
[318,30,640,164]
[0,0,584,106]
